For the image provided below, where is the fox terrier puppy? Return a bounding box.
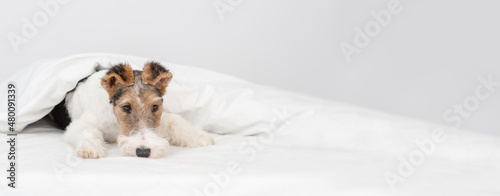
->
[53,62,214,158]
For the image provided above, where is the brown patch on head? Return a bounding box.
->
[142,61,172,95]
[102,63,171,136]
[112,85,164,135]
[101,63,135,99]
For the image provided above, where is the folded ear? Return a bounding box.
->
[100,63,135,99]
[142,61,173,95]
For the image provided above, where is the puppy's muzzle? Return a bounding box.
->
[136,146,151,158]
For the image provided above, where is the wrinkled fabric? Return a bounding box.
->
[0,54,499,196]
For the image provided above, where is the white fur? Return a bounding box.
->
[117,128,169,159]
[64,70,214,159]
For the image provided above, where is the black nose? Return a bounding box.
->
[136,146,151,158]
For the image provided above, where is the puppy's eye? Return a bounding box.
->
[122,105,131,113]
[152,105,159,112]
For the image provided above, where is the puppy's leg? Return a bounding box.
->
[64,117,106,159]
[160,113,215,147]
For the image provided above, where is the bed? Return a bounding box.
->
[1,54,499,196]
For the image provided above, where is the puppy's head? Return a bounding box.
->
[101,61,173,158]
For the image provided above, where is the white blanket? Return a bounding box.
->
[1,54,500,196]
[0,53,297,136]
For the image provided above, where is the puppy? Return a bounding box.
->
[60,62,214,158]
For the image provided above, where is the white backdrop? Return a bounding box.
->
[1,0,499,135]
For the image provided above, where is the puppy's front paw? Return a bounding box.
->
[188,134,215,148]
[76,141,106,159]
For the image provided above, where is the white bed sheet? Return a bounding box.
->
[1,54,500,196]
[2,104,500,196]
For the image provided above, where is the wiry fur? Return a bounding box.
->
[64,62,214,159]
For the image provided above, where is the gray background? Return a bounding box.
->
[1,0,499,135]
